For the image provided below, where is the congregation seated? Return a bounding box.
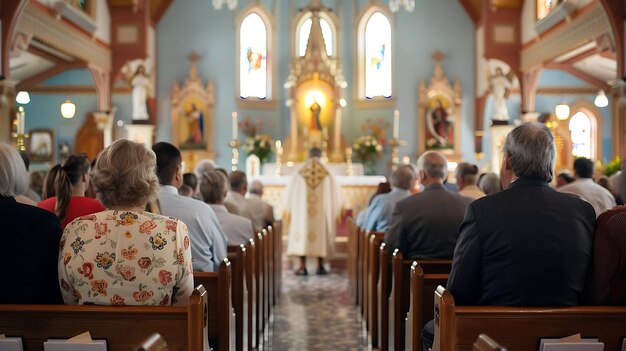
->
[19,151,42,203]
[247,180,275,232]
[153,141,227,272]
[422,122,596,350]
[355,181,391,227]
[38,154,105,228]
[477,172,502,195]
[180,172,199,198]
[587,206,626,305]
[58,139,194,305]
[558,157,616,217]
[0,142,63,304]
[200,169,254,246]
[455,162,485,200]
[385,151,472,259]
[362,164,415,232]
[555,170,575,188]
[42,163,61,200]
[225,170,253,218]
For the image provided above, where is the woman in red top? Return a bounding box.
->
[38,154,105,228]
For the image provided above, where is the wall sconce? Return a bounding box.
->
[61,100,76,119]
[555,103,570,120]
[594,90,608,108]
[15,91,30,105]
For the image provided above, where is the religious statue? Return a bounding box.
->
[430,99,451,146]
[489,67,513,122]
[309,99,322,131]
[131,65,150,121]
[185,103,204,146]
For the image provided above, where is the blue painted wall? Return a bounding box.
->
[156,0,476,171]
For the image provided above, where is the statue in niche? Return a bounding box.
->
[431,99,450,145]
[185,103,204,145]
[131,65,150,121]
[488,67,513,122]
[426,98,453,148]
[309,99,322,131]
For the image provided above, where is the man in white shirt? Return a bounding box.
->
[224,170,254,219]
[246,180,275,232]
[559,157,616,217]
[153,142,228,272]
[200,169,254,246]
[456,162,486,200]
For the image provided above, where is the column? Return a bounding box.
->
[0,79,17,143]
[330,105,343,162]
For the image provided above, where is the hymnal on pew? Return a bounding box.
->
[0,334,23,351]
[43,331,107,351]
[540,334,603,351]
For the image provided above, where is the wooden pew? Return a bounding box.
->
[0,286,209,351]
[261,228,272,342]
[356,225,364,308]
[389,250,451,351]
[432,286,626,351]
[273,221,283,303]
[246,237,257,351]
[367,232,385,348]
[253,231,265,348]
[473,334,507,351]
[378,242,391,351]
[347,217,358,303]
[227,244,248,351]
[360,229,371,329]
[193,260,234,351]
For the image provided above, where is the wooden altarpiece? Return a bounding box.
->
[418,52,462,161]
[171,52,215,172]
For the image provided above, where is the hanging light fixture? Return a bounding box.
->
[389,0,415,12]
[594,90,608,108]
[15,91,30,105]
[212,0,237,10]
[555,103,570,120]
[60,100,76,119]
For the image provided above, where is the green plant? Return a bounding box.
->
[244,134,273,163]
[352,135,383,163]
[602,156,621,177]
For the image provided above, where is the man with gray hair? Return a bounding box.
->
[385,151,472,259]
[246,180,275,232]
[455,162,485,200]
[362,164,415,232]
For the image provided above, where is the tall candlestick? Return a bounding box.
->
[393,109,400,139]
[17,107,25,135]
[231,112,238,140]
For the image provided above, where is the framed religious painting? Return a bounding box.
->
[417,53,462,161]
[27,128,55,163]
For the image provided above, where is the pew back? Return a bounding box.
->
[227,244,248,351]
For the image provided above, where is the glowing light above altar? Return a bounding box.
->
[305,90,326,108]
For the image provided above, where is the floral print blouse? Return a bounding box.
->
[58,210,194,306]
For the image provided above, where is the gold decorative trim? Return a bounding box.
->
[536,87,597,95]
[17,3,111,70]
[28,85,96,94]
[521,5,608,71]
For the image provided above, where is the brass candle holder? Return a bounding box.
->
[345,147,354,176]
[275,140,283,176]
[229,140,240,171]
[388,138,407,171]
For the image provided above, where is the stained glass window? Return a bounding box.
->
[569,111,592,159]
[364,12,392,99]
[240,13,267,99]
[298,16,334,56]
[537,0,567,20]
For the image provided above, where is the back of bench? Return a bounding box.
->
[245,237,257,351]
[0,286,208,351]
[193,259,233,351]
[433,286,626,351]
[227,244,248,351]
[368,232,386,348]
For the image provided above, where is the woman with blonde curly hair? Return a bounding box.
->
[58,139,194,306]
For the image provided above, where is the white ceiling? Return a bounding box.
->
[573,54,618,83]
[9,51,55,83]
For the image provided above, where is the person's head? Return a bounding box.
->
[19,150,30,171]
[55,154,90,221]
[178,184,193,197]
[42,164,61,200]
[369,181,392,206]
[249,180,264,196]
[556,171,575,188]
[573,157,594,179]
[478,172,502,195]
[152,142,183,188]
[30,170,46,196]
[194,159,216,178]
[416,151,448,186]
[137,65,145,74]
[308,147,322,159]
[91,139,159,209]
[200,170,228,204]
[229,170,248,195]
[183,173,198,192]
[390,165,416,191]
[455,162,480,190]
[596,176,613,193]
[501,122,555,188]
[0,142,28,197]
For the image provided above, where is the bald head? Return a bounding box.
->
[249,180,264,196]
[391,165,416,190]
[416,151,448,185]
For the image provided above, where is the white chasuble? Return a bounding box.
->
[284,159,344,258]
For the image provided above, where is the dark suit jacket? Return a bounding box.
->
[447,178,596,306]
[0,196,63,304]
[385,183,473,259]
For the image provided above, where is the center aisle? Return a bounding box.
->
[269,270,365,350]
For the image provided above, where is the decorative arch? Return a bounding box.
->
[568,99,603,162]
[355,4,394,106]
[235,3,276,108]
[294,10,338,57]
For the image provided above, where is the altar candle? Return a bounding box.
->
[276,140,282,153]
[17,107,25,135]
[393,109,400,139]
[231,112,238,140]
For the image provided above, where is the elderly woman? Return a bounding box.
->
[58,139,194,306]
[0,143,63,304]
[200,169,254,246]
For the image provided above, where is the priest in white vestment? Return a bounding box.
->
[284,148,344,275]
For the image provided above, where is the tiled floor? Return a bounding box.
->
[269,269,366,350]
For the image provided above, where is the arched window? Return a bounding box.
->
[569,111,592,159]
[357,8,392,101]
[238,9,273,101]
[296,14,335,56]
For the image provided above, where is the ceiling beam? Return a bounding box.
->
[544,62,610,91]
[458,0,480,24]
[17,62,86,90]
[153,0,173,24]
[559,47,600,66]
[26,45,71,65]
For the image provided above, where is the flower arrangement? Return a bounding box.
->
[244,134,273,163]
[602,156,621,177]
[352,135,383,163]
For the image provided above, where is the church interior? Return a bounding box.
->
[1,0,626,350]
